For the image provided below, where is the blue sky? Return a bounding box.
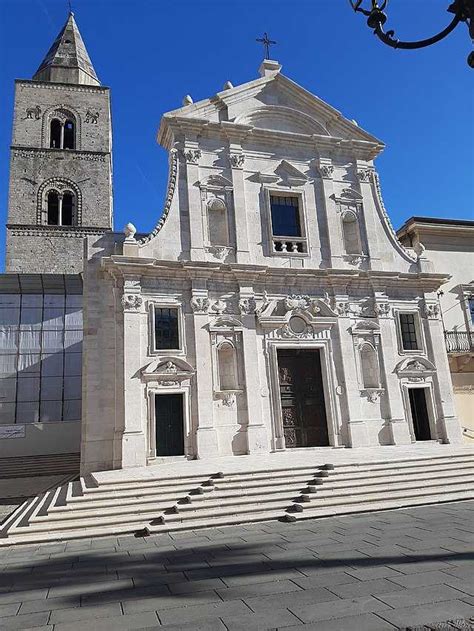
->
[0,0,472,266]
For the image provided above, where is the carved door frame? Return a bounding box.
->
[267,340,341,450]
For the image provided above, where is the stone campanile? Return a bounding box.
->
[5,12,113,274]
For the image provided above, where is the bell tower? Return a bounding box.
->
[5,12,113,273]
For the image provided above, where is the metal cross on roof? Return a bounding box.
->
[256,32,277,59]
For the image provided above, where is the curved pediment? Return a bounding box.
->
[235,106,328,136]
[395,357,436,375]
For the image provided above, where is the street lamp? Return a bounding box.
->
[349,0,474,67]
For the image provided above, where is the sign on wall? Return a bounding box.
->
[0,425,26,439]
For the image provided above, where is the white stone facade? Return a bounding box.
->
[80,60,463,474]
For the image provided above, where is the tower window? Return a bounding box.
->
[50,119,62,149]
[61,193,74,226]
[49,116,76,150]
[63,120,75,150]
[47,191,59,225]
[46,190,75,226]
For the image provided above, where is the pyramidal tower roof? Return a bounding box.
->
[33,12,100,86]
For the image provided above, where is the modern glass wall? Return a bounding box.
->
[0,293,82,424]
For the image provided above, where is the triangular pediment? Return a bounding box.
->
[275,161,309,185]
[159,67,383,149]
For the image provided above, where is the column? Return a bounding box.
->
[239,287,269,453]
[190,282,219,457]
[375,296,412,445]
[121,275,147,467]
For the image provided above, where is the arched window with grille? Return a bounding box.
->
[218,342,238,391]
[49,114,76,150]
[63,120,75,149]
[50,119,62,149]
[47,190,60,225]
[360,343,380,389]
[46,189,76,226]
[342,211,362,255]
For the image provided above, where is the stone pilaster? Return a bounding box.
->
[228,144,250,264]
[423,299,463,444]
[317,158,343,267]
[239,288,269,453]
[183,143,205,261]
[375,298,412,445]
[190,284,219,457]
[335,298,368,446]
[356,162,381,264]
[120,276,147,468]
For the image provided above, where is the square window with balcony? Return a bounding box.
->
[269,194,307,255]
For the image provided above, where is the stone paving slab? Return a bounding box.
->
[0,500,472,629]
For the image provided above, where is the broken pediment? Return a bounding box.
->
[198,174,233,190]
[142,358,195,383]
[275,160,309,186]
[395,357,436,377]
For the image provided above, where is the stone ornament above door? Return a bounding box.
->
[395,356,436,383]
[141,357,195,386]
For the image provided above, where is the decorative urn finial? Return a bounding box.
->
[124,222,137,241]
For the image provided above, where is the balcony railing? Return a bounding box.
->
[445,330,474,354]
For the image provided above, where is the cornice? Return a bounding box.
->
[11,146,110,158]
[15,79,109,94]
[101,256,449,291]
[159,116,383,159]
[7,224,111,237]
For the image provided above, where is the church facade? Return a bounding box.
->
[0,14,465,474]
[80,59,462,474]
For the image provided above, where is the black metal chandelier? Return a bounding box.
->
[349,0,474,67]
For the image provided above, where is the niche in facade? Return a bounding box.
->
[360,342,380,389]
[207,197,229,246]
[342,210,363,255]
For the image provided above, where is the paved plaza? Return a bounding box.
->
[0,501,473,630]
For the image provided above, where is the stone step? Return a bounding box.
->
[152,481,474,525]
[42,469,474,519]
[67,482,215,504]
[15,508,161,534]
[0,521,143,546]
[329,456,474,475]
[308,470,474,491]
[31,499,178,523]
[294,491,474,522]
[186,474,474,507]
[93,473,221,491]
[303,483,474,507]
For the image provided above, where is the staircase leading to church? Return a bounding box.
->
[1,450,473,545]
